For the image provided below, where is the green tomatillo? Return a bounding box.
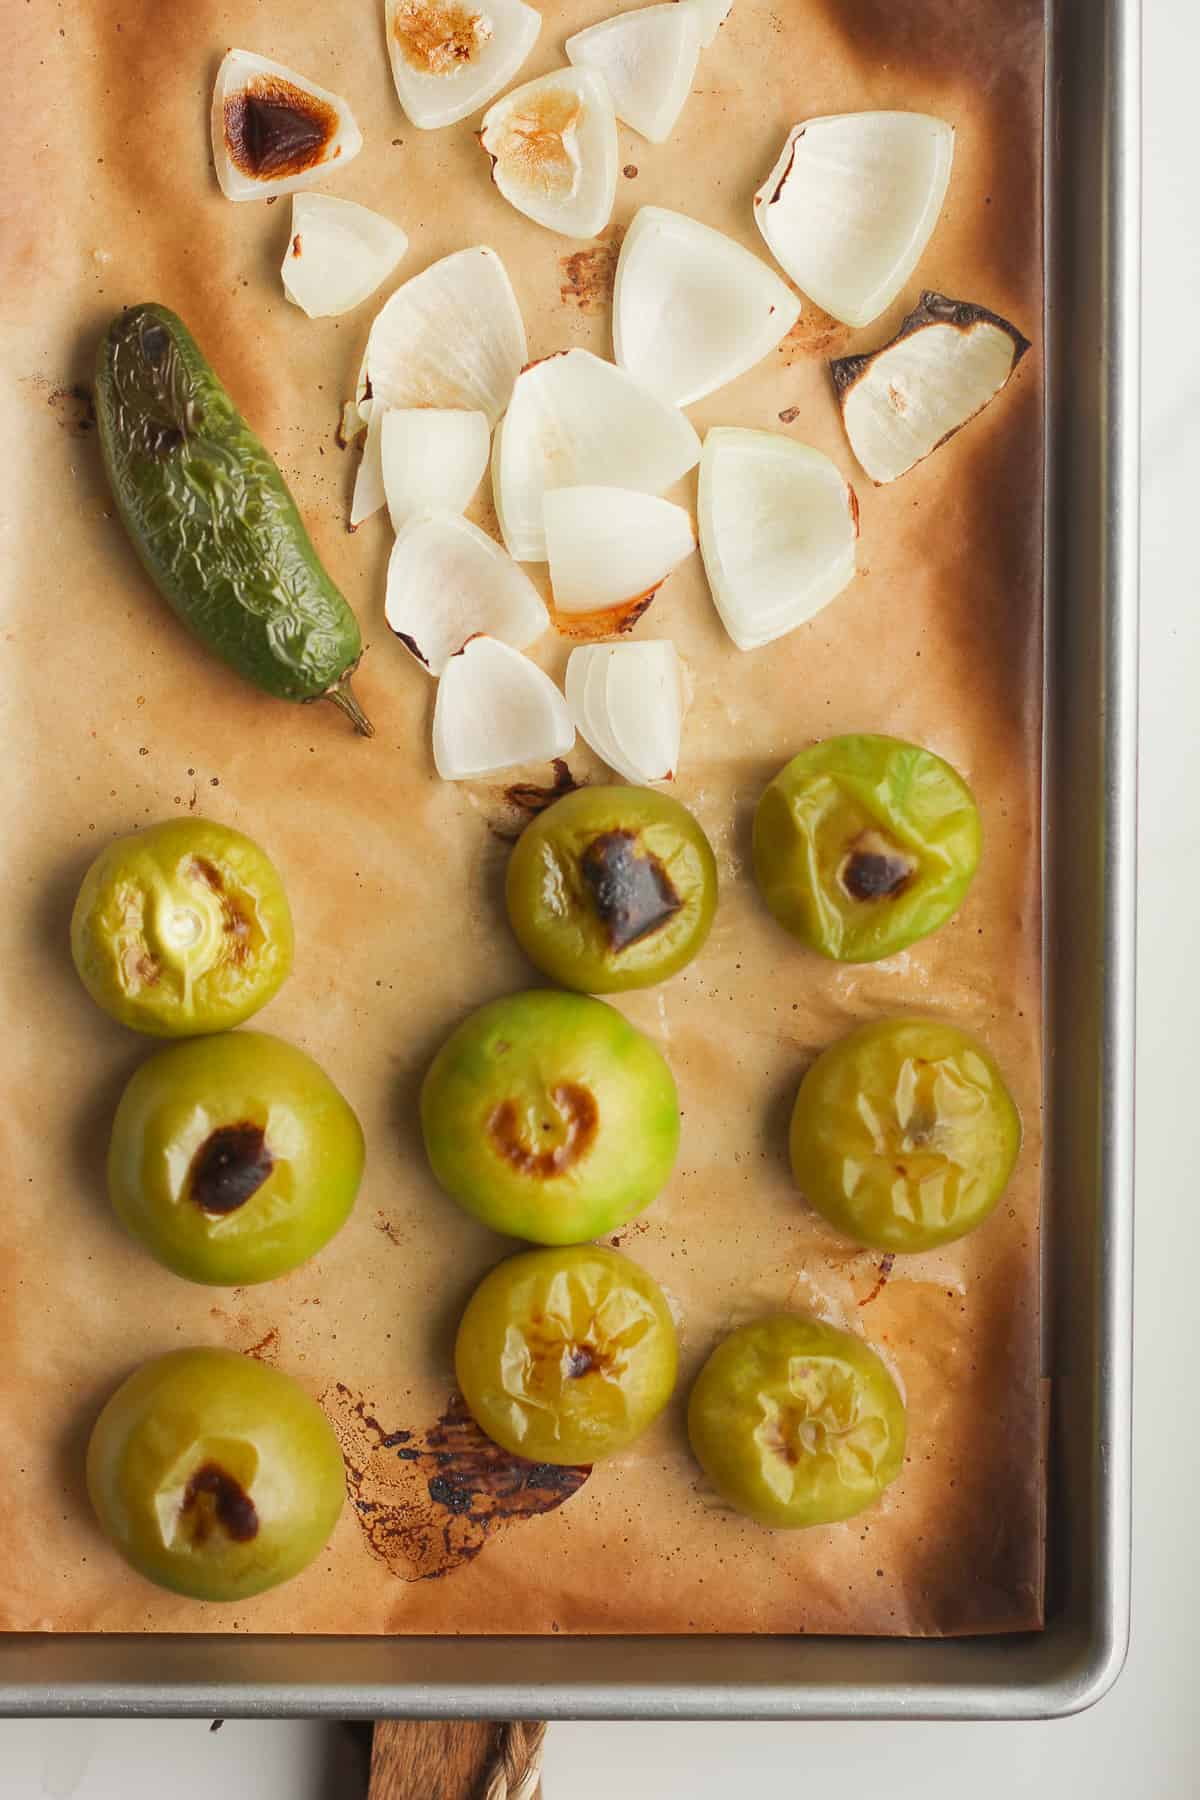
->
[455,1245,678,1464]
[421,989,679,1245]
[687,1315,906,1528]
[108,1030,364,1285]
[86,1347,345,1601]
[752,734,980,962]
[505,785,718,993]
[71,818,294,1036]
[790,1016,1021,1253]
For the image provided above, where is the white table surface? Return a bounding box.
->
[5,4,1195,1792]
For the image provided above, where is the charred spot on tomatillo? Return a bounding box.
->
[578,829,682,950]
[188,1122,274,1215]
[179,1463,259,1544]
[505,785,717,992]
[421,989,679,1245]
[752,734,980,962]
[488,1081,599,1176]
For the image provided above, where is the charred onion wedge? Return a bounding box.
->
[478,67,617,239]
[830,291,1032,485]
[212,49,362,202]
[385,0,541,131]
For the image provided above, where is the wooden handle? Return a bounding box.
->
[368,1720,545,1800]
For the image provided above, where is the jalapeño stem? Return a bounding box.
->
[323,668,375,737]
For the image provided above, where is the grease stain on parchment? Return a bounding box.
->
[559,230,624,314]
[780,306,850,361]
[208,1308,281,1364]
[324,1385,590,1581]
[43,382,96,435]
[484,758,584,841]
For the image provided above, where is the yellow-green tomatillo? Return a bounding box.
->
[753,735,980,962]
[108,1031,364,1285]
[790,1017,1021,1253]
[70,818,294,1036]
[421,990,679,1245]
[86,1348,345,1600]
[687,1315,906,1529]
[505,786,717,993]
[455,1246,678,1465]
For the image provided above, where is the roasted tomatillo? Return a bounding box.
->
[687,1315,906,1528]
[752,735,980,962]
[108,1031,364,1285]
[505,785,718,992]
[790,1017,1020,1252]
[421,990,679,1244]
[86,1348,345,1600]
[71,819,294,1037]
[455,1246,678,1464]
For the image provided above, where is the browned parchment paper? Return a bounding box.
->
[0,0,1045,1635]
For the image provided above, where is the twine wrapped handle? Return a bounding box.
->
[368,1720,546,1799]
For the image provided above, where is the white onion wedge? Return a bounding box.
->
[282,195,409,319]
[565,4,700,145]
[385,514,549,673]
[381,409,490,531]
[478,68,617,239]
[211,50,362,203]
[566,642,683,783]
[350,406,387,529]
[340,398,366,445]
[494,349,701,562]
[433,635,573,778]
[545,486,695,625]
[357,247,526,427]
[566,646,639,781]
[603,640,683,781]
[613,206,801,408]
[384,0,541,130]
[687,0,733,47]
[754,112,954,328]
[698,427,858,650]
[831,291,1032,485]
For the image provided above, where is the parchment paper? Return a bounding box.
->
[0,0,1045,1635]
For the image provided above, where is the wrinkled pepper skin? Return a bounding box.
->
[94,302,372,733]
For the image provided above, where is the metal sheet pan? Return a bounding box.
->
[0,0,1136,1717]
